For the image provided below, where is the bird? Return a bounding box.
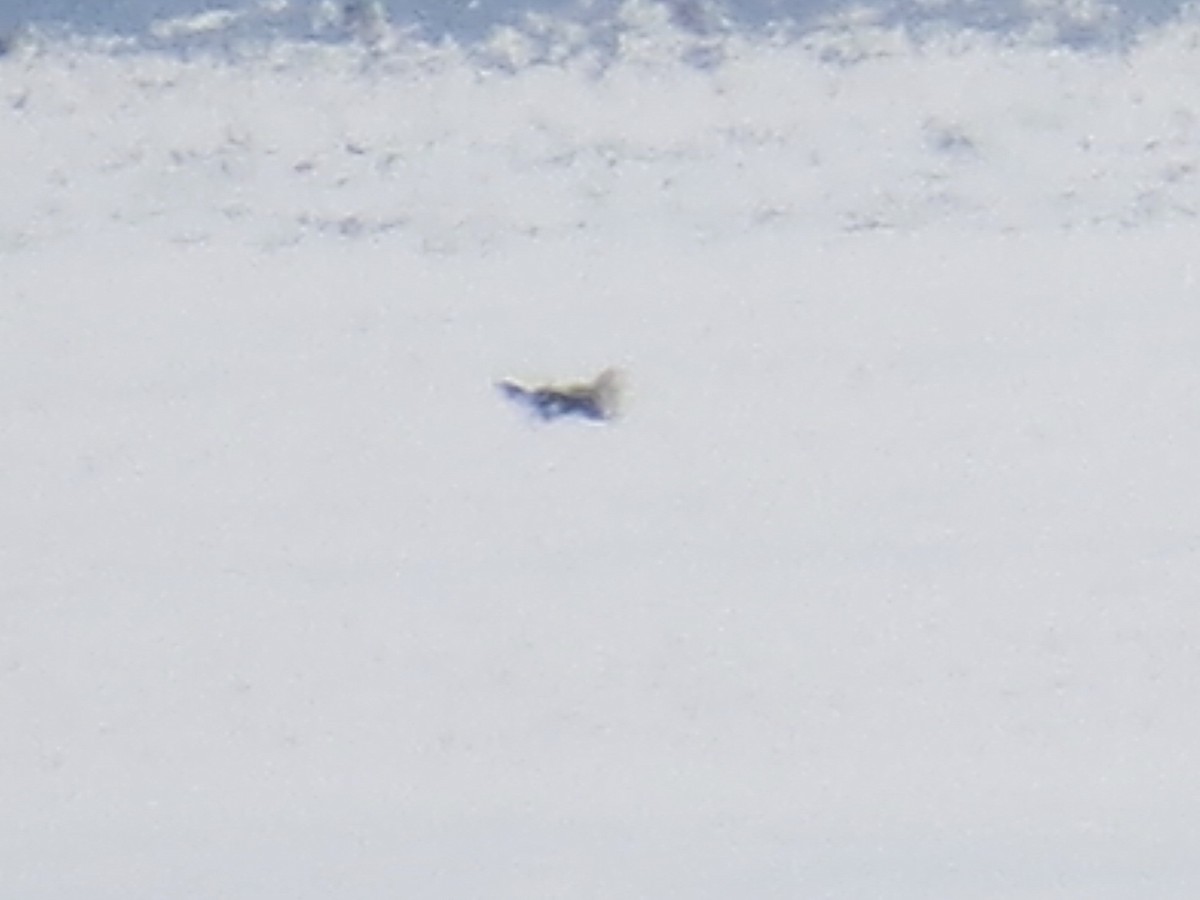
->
[497,367,624,422]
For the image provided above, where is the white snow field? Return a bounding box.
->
[3,1,1200,897]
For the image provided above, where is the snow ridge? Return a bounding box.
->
[4,1,1200,253]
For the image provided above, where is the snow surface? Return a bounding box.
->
[3,1,1200,897]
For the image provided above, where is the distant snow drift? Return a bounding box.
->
[3,0,1196,48]
[5,1,1200,254]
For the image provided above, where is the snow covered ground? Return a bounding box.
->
[3,1,1200,897]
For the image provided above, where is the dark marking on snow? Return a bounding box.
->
[498,368,623,423]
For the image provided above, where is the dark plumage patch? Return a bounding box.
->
[497,368,623,423]
[498,382,607,421]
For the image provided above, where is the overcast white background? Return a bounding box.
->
[3,0,1200,896]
